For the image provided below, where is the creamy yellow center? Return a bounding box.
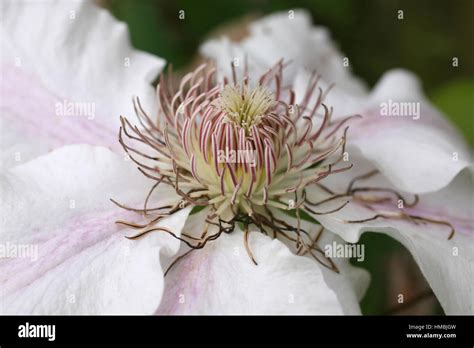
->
[215,85,276,134]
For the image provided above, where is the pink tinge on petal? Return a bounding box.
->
[340,105,470,194]
[0,64,120,151]
[354,200,473,237]
[156,249,210,314]
[348,104,462,142]
[0,209,136,296]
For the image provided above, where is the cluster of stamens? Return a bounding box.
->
[113,60,455,272]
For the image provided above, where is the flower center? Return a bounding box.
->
[215,85,276,135]
[117,61,457,271]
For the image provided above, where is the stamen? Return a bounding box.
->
[244,226,258,266]
[113,59,455,273]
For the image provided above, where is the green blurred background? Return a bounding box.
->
[102,0,473,314]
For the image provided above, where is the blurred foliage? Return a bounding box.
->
[431,79,474,145]
[352,234,444,315]
[106,0,473,314]
[353,233,403,315]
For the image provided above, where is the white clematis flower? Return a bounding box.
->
[202,10,474,314]
[0,2,472,316]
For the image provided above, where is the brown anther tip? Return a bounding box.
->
[448,230,455,240]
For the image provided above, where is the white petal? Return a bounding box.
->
[294,69,471,193]
[346,70,471,193]
[265,209,369,315]
[292,68,471,193]
[306,156,474,314]
[318,234,370,315]
[201,9,367,95]
[156,224,350,315]
[0,0,164,169]
[292,68,365,119]
[0,144,190,314]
